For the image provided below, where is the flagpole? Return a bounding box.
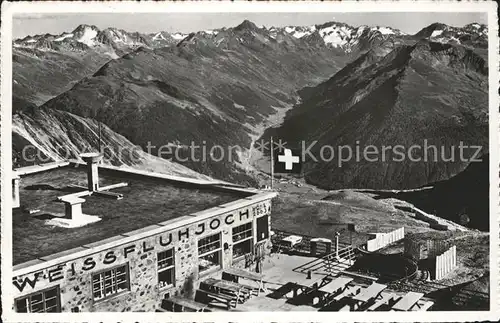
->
[270,136,274,190]
[98,121,102,153]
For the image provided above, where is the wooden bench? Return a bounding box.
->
[267,282,301,299]
[214,281,250,303]
[195,289,237,310]
[160,297,210,312]
[286,286,324,307]
[221,277,260,296]
[320,296,357,312]
[416,301,434,311]
[366,294,395,311]
[317,277,354,304]
[391,292,424,311]
[200,279,247,303]
[320,285,362,309]
[222,267,267,292]
[217,280,255,298]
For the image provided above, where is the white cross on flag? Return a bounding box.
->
[274,148,302,174]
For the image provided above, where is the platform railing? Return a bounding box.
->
[292,245,357,276]
[271,228,351,255]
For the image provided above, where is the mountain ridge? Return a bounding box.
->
[13,19,487,110]
[14,20,487,52]
[12,19,489,189]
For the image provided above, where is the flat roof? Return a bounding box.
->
[13,164,253,265]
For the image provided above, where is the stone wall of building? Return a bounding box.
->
[12,197,273,312]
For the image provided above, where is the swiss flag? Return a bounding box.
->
[274,148,302,174]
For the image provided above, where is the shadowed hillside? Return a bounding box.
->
[13,108,213,180]
[265,40,488,190]
[371,154,489,231]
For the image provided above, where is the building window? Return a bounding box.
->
[92,264,130,301]
[15,286,61,313]
[233,222,253,259]
[158,248,175,289]
[198,233,222,273]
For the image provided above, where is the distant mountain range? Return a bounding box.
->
[12,20,489,191]
[14,20,487,55]
[13,20,487,108]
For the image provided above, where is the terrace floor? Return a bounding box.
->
[237,254,324,311]
[203,253,435,312]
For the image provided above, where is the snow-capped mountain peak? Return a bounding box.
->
[152,32,167,41]
[13,24,182,54]
[283,25,316,39]
[171,32,188,40]
[73,24,99,46]
[418,22,488,48]
[371,26,400,35]
[13,19,488,56]
[279,21,404,52]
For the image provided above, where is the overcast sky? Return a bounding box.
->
[13,12,487,39]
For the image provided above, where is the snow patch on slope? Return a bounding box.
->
[319,25,351,47]
[357,26,367,36]
[172,33,187,40]
[77,27,98,46]
[54,33,73,42]
[431,29,444,38]
[284,26,316,39]
[105,51,120,59]
[152,32,166,41]
[377,27,395,35]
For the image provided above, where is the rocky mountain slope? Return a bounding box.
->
[264,39,488,189]
[13,24,184,110]
[13,108,211,180]
[414,22,488,49]
[13,47,110,110]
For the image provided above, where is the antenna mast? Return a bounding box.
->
[270,136,274,190]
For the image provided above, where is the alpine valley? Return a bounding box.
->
[12,20,489,228]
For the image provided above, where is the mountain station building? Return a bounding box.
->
[11,155,276,312]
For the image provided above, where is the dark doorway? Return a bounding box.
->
[256,215,269,242]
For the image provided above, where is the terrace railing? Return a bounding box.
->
[271,228,351,255]
[292,245,357,276]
